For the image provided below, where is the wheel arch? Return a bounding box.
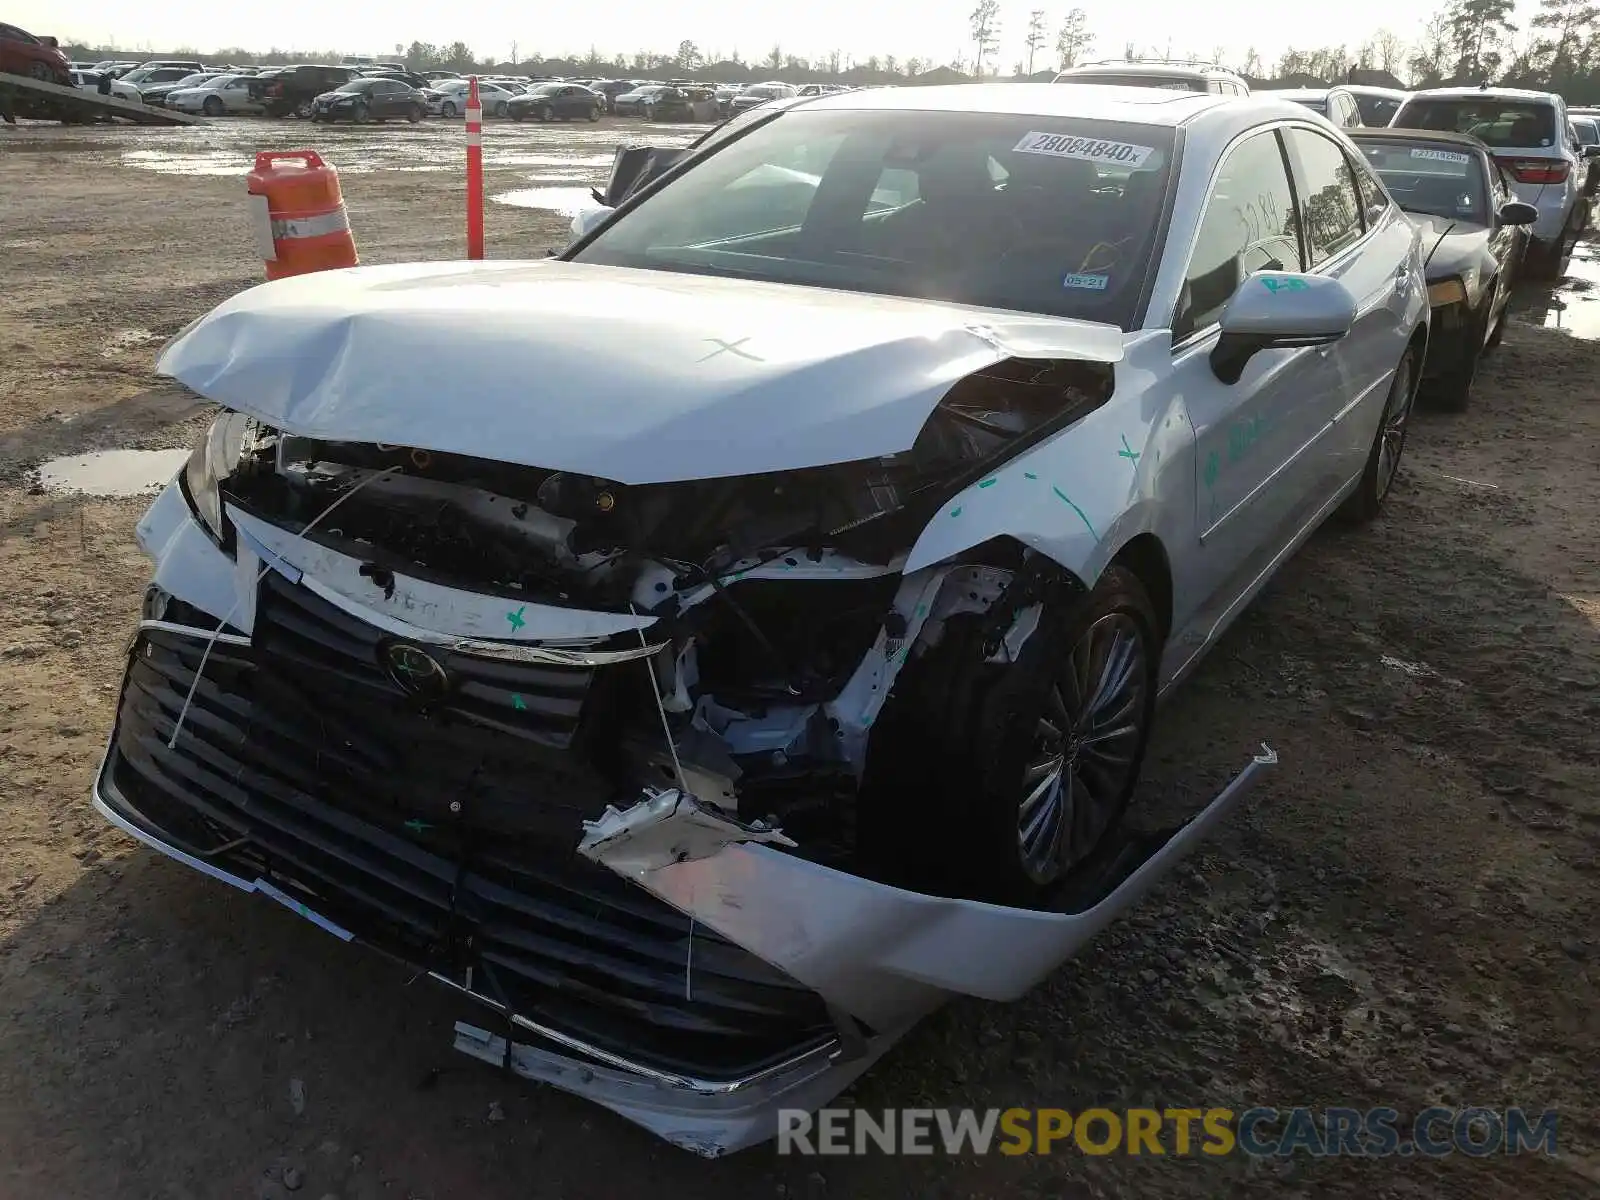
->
[1106,532,1173,641]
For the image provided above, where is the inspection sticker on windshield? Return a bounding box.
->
[1411,148,1471,164]
[1062,272,1110,290]
[1014,133,1155,167]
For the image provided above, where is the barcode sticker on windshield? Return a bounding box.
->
[1411,148,1471,164]
[1014,132,1155,167]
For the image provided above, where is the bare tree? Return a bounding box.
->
[971,0,1001,76]
[1409,8,1453,82]
[1057,8,1094,69]
[765,44,782,71]
[1025,9,1047,75]
[1373,28,1408,73]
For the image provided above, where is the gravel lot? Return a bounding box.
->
[1,114,1597,1200]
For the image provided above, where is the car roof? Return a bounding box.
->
[1057,60,1240,80]
[1344,84,1409,99]
[1404,86,1559,103]
[806,81,1230,125]
[1348,127,1487,151]
[1268,87,1349,100]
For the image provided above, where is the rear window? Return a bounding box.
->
[1354,94,1403,126]
[1352,137,1486,222]
[1058,73,1206,92]
[571,108,1176,330]
[1396,98,1558,148]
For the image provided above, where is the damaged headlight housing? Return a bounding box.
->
[181,411,255,545]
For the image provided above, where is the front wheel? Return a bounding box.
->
[1342,342,1419,522]
[441,100,457,117]
[1431,289,1494,412]
[537,104,552,122]
[587,104,600,122]
[407,104,422,123]
[352,101,369,124]
[859,564,1161,907]
[294,99,313,119]
[202,96,223,116]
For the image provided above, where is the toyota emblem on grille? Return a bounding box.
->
[383,642,450,699]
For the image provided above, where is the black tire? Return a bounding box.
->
[538,104,552,122]
[407,104,422,123]
[29,62,52,82]
[442,100,457,117]
[495,101,508,118]
[352,101,369,124]
[588,104,600,122]
[202,95,223,117]
[512,109,524,122]
[1431,289,1493,413]
[859,563,1161,908]
[294,99,313,119]
[1342,341,1419,523]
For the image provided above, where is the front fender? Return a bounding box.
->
[903,335,1190,580]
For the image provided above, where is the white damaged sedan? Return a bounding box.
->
[101,85,1427,1154]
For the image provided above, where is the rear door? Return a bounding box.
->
[1283,124,1414,485]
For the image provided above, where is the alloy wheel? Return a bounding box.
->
[1018,612,1148,885]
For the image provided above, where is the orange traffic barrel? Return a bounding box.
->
[246,150,358,280]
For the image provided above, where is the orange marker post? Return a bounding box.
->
[465,76,484,259]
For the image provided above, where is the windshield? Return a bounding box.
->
[335,80,372,93]
[1354,94,1403,125]
[1058,73,1205,92]
[570,109,1174,330]
[530,83,561,95]
[1573,117,1600,145]
[1396,98,1558,148]
[1353,138,1486,222]
[1285,95,1329,114]
[742,85,785,97]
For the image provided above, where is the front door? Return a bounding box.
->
[1165,126,1334,650]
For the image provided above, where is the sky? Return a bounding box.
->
[17,0,1543,74]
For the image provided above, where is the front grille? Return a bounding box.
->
[254,570,592,751]
[106,619,836,1080]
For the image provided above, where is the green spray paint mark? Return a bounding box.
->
[511,693,528,711]
[1023,471,1038,480]
[1051,486,1098,539]
[1228,415,1267,464]
[1203,450,1220,490]
[403,818,431,835]
[1261,276,1309,293]
[977,478,997,488]
[1118,435,1140,464]
[914,603,928,617]
[949,505,963,518]
[506,606,527,632]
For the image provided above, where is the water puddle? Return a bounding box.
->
[492,187,600,215]
[122,148,252,176]
[36,449,190,496]
[1527,243,1600,339]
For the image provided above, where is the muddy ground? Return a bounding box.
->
[1,114,1598,1200]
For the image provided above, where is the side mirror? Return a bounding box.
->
[1498,200,1539,226]
[1583,144,1600,159]
[568,205,614,242]
[1209,272,1358,385]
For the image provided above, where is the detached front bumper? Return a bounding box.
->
[96,485,1277,1154]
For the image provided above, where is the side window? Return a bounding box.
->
[1285,128,1365,264]
[1349,153,1389,224]
[1174,130,1304,341]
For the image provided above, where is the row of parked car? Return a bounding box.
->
[1055,60,1598,292]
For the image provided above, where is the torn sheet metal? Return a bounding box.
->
[596,744,1279,1031]
[578,788,796,879]
[157,258,1124,486]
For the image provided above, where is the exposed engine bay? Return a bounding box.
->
[210,357,1114,870]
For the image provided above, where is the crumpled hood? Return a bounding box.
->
[158,259,1124,485]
